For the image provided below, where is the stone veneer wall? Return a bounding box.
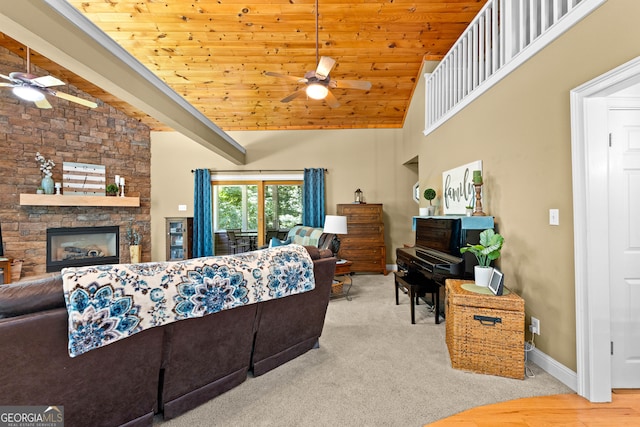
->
[0,47,151,279]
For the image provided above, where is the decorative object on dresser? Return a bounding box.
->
[354,188,364,204]
[337,203,386,274]
[445,279,524,379]
[459,229,504,287]
[322,215,348,256]
[166,217,193,261]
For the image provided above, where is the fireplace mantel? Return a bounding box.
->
[20,194,140,207]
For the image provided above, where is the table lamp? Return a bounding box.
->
[322,215,348,256]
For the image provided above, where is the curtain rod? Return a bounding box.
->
[191,169,326,173]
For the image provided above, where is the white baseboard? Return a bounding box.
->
[529,346,577,391]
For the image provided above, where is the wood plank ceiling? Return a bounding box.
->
[0,0,487,131]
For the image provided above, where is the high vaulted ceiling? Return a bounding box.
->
[1,1,487,132]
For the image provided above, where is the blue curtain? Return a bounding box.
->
[302,168,325,227]
[193,169,214,257]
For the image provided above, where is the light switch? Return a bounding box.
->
[178,204,187,211]
[549,209,559,226]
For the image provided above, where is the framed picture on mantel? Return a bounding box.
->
[442,160,482,215]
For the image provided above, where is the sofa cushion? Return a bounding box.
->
[0,274,65,319]
[269,236,291,247]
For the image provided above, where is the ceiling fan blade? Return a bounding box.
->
[51,90,98,108]
[280,89,307,103]
[324,90,340,108]
[0,83,14,87]
[31,75,65,87]
[315,56,336,80]
[0,73,13,82]
[333,79,372,91]
[34,97,53,109]
[265,71,307,84]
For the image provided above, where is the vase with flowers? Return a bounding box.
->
[126,221,142,263]
[35,152,55,194]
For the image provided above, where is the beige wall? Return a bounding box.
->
[417,0,640,370]
[151,0,640,373]
[151,128,418,264]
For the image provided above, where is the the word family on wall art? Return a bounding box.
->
[63,162,106,196]
[442,160,482,215]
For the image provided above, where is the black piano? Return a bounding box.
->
[395,218,465,324]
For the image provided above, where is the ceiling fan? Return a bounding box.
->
[265,0,371,108]
[0,47,97,109]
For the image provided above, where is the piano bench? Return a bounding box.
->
[394,272,441,324]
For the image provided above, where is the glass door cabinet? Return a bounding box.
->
[166,217,193,261]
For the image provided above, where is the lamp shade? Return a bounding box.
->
[323,215,347,234]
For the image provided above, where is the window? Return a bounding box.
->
[214,184,258,231]
[212,177,302,247]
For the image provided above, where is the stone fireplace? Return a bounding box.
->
[46,226,120,272]
[1,45,151,279]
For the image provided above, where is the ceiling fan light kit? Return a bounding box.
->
[12,86,45,102]
[306,83,328,100]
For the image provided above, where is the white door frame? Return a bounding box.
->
[570,56,640,402]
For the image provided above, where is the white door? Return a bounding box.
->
[609,107,640,388]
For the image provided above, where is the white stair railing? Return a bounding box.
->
[424,0,606,135]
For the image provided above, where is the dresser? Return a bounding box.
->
[336,204,387,274]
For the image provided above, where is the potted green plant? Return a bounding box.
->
[460,229,504,286]
[465,205,474,216]
[106,183,119,196]
[423,188,436,216]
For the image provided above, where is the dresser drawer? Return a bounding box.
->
[346,223,385,236]
[337,204,383,221]
[340,235,385,245]
[338,246,385,262]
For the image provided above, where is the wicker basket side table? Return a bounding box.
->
[445,279,525,379]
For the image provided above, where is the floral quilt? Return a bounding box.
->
[61,244,315,357]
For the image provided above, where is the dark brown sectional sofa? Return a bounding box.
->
[0,246,336,427]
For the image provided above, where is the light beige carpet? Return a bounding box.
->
[155,273,571,427]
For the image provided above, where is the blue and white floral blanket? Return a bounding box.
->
[61,244,315,357]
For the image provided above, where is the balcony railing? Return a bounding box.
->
[424,0,606,135]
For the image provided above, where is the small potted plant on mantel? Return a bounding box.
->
[106,184,119,196]
[460,229,504,287]
[423,188,437,216]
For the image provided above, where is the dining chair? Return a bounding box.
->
[226,230,250,254]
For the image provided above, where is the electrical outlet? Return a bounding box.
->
[530,317,540,335]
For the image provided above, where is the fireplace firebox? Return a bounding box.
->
[46,226,120,272]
